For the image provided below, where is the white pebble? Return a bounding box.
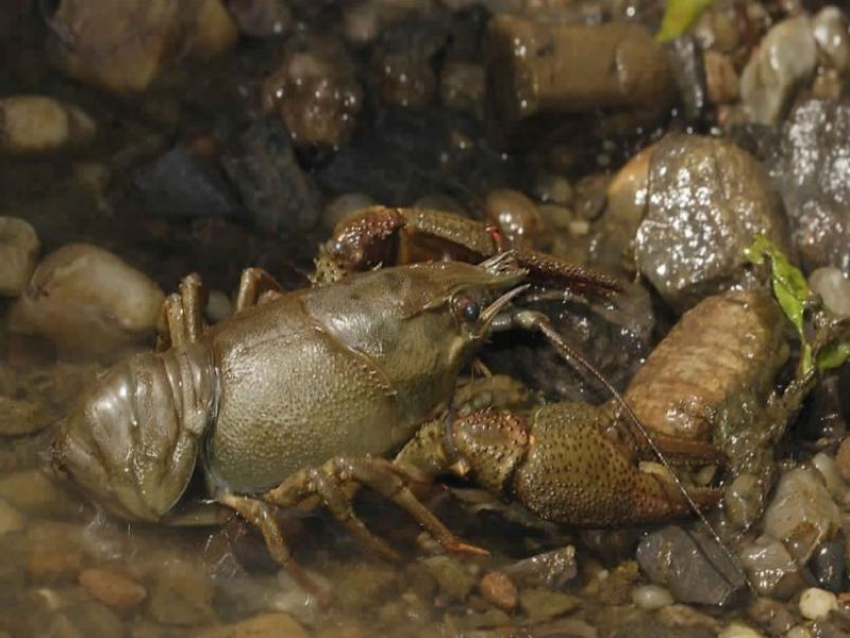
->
[0,95,96,154]
[799,587,838,620]
[809,267,850,316]
[718,623,764,638]
[812,7,850,73]
[631,584,674,610]
[785,626,813,638]
[0,216,40,296]
[205,289,233,324]
[811,452,847,499]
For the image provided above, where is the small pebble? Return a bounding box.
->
[205,290,234,324]
[811,452,846,498]
[0,96,96,154]
[484,189,543,242]
[704,50,739,104]
[835,437,850,482]
[0,217,40,296]
[809,267,850,316]
[533,173,573,206]
[79,568,147,611]
[0,498,25,535]
[786,626,813,638]
[717,622,765,638]
[812,7,850,73]
[479,571,518,611]
[631,584,674,610]
[799,587,838,620]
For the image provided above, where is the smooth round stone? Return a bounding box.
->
[812,7,850,73]
[786,626,813,638]
[533,173,573,206]
[0,96,96,154]
[484,189,543,242]
[809,267,850,316]
[717,623,764,638]
[811,452,847,498]
[205,289,234,324]
[799,587,838,620]
[631,584,674,610]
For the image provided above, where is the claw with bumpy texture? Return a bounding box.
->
[313,206,623,299]
[395,401,723,528]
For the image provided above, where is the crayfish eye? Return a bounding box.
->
[452,295,481,323]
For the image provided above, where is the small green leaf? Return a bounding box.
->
[817,342,850,372]
[657,0,714,42]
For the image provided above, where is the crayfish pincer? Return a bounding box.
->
[52,253,722,595]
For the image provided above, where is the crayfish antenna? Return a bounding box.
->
[517,314,755,596]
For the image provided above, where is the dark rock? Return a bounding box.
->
[317,106,520,206]
[636,526,746,606]
[133,146,240,219]
[778,99,850,273]
[228,0,291,38]
[635,133,790,312]
[502,545,578,590]
[811,537,846,593]
[220,116,321,233]
[664,36,706,123]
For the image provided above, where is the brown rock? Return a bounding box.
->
[26,523,84,579]
[479,571,518,611]
[197,613,309,638]
[148,561,217,626]
[79,568,147,611]
[704,51,739,105]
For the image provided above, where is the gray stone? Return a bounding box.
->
[739,535,805,600]
[636,526,746,606]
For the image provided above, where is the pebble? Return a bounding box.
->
[809,267,850,316]
[0,498,25,535]
[811,452,847,498]
[0,96,96,155]
[747,597,795,636]
[704,50,739,104]
[786,627,813,638]
[26,523,85,579]
[717,623,765,638]
[148,561,217,626]
[739,535,804,600]
[534,173,573,207]
[7,244,165,359]
[479,571,518,611]
[440,61,485,116]
[0,396,47,437]
[812,7,850,73]
[799,587,838,620]
[421,555,477,602]
[835,437,850,481]
[501,545,578,590]
[0,217,39,296]
[740,16,817,125]
[205,290,234,324]
[763,468,841,563]
[197,613,309,638]
[79,568,147,611]
[723,473,764,530]
[322,193,376,232]
[518,587,581,621]
[810,538,845,593]
[0,470,68,515]
[631,584,674,610]
[484,188,543,243]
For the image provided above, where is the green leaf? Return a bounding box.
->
[816,342,850,372]
[657,0,714,42]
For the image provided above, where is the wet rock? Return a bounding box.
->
[263,43,363,148]
[440,61,485,116]
[148,561,217,626]
[42,602,124,638]
[624,290,787,441]
[220,116,321,233]
[810,538,845,593]
[0,470,68,515]
[740,16,817,126]
[317,106,519,205]
[800,587,838,620]
[7,244,164,359]
[811,453,846,499]
[704,50,740,105]
[763,468,841,563]
[47,0,238,94]
[421,555,477,602]
[228,0,291,38]
[717,623,764,638]
[483,189,543,243]
[479,571,517,611]
[79,568,147,611]
[813,7,850,73]
[371,17,449,107]
[501,545,578,590]
[836,436,850,481]
[197,613,308,638]
[635,134,790,312]
[333,562,399,613]
[631,584,674,610]
[636,526,746,606]
[666,36,707,122]
[739,535,805,600]
[132,145,240,219]
[26,523,84,579]
[0,96,95,155]
[486,17,673,148]
[809,268,850,316]
[518,587,580,622]
[778,99,850,272]
[799,372,849,440]
[724,474,763,530]
[747,597,795,636]
[0,217,39,296]
[0,498,24,535]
